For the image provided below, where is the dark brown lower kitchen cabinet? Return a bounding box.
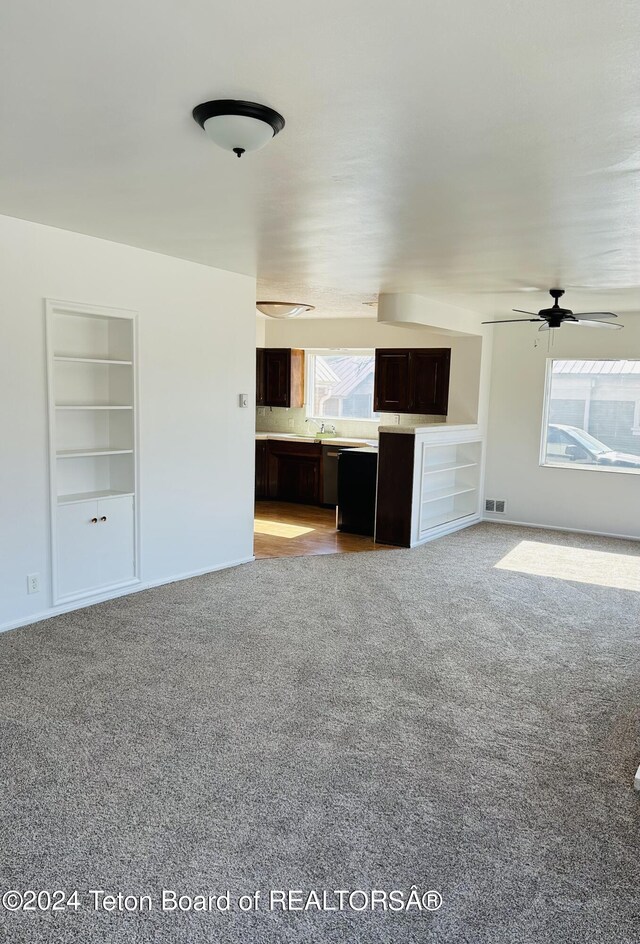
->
[266,439,322,504]
[374,348,451,415]
[255,440,268,499]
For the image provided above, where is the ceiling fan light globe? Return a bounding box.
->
[192,100,285,156]
[202,114,275,154]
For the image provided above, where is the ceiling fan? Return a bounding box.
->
[482,288,623,330]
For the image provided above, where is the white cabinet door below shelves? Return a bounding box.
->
[57,496,134,599]
[57,500,101,598]
[96,497,135,588]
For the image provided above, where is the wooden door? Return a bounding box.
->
[409,349,451,415]
[274,455,320,503]
[256,348,265,406]
[266,440,322,504]
[374,350,410,412]
[264,349,291,407]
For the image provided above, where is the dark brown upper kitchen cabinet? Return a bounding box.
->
[374,348,450,415]
[256,348,265,406]
[373,350,411,412]
[256,348,305,408]
[409,349,451,414]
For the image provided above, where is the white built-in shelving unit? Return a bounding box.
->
[377,424,483,546]
[46,300,139,603]
[419,436,482,536]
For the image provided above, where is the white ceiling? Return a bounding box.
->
[2,0,640,319]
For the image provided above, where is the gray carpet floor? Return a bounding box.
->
[1,523,639,943]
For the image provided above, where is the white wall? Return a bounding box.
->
[0,215,256,630]
[484,316,640,539]
[262,317,485,428]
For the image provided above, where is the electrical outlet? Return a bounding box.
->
[257,406,266,417]
[27,573,40,594]
[391,414,400,425]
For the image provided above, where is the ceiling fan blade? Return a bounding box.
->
[482,318,542,324]
[569,319,623,329]
[571,311,618,319]
[512,309,538,315]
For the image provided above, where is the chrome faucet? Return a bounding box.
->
[306,418,325,433]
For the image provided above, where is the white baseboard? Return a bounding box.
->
[0,555,256,636]
[482,515,640,543]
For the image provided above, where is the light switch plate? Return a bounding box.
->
[238,393,249,408]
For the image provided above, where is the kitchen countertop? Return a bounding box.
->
[256,432,377,447]
[377,423,480,435]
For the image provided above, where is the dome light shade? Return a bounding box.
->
[192,100,285,157]
[256,301,315,319]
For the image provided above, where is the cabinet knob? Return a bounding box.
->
[90,517,98,524]
[100,516,107,522]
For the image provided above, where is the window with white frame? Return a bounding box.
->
[306,351,379,421]
[541,359,640,472]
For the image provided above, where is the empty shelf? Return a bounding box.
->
[420,509,476,532]
[57,490,134,505]
[54,356,132,365]
[55,404,133,410]
[423,461,478,476]
[56,448,133,459]
[421,486,477,504]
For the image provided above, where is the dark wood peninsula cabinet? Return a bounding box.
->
[255,440,268,499]
[374,348,450,415]
[256,348,305,408]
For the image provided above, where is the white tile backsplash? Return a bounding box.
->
[255,407,445,439]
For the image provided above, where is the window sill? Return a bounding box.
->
[541,461,640,475]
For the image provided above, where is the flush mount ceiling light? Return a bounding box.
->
[192,99,285,158]
[256,301,315,319]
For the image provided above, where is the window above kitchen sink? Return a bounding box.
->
[306,350,379,423]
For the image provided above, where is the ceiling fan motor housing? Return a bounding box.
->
[543,289,572,326]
